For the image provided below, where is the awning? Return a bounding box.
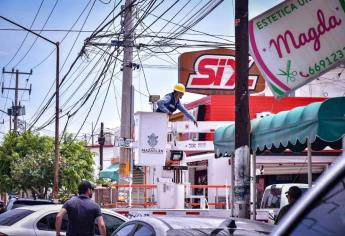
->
[214,97,345,157]
[99,164,119,181]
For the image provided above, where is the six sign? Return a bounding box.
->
[178,48,266,95]
[186,55,258,90]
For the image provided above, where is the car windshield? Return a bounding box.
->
[0,209,34,226]
[290,177,345,235]
[261,187,282,208]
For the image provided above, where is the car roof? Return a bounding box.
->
[123,216,273,234]
[15,204,128,221]
[219,217,274,233]
[127,216,226,229]
[266,183,309,189]
[10,197,54,201]
[16,204,62,211]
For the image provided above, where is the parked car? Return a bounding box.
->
[0,204,128,236]
[6,197,57,211]
[257,183,309,223]
[112,216,274,236]
[272,152,345,236]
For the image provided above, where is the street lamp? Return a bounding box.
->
[0,16,60,199]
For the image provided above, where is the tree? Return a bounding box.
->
[59,134,95,196]
[0,131,95,199]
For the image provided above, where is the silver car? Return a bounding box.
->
[0,204,128,236]
[272,152,345,236]
[112,216,274,235]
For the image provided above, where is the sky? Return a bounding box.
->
[0,0,283,141]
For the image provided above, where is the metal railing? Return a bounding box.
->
[95,184,231,209]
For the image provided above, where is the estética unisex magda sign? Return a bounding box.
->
[249,0,345,98]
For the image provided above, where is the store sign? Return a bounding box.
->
[175,141,214,152]
[178,48,266,95]
[134,112,168,166]
[249,0,345,98]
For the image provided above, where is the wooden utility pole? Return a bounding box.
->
[119,0,134,184]
[234,0,250,218]
[2,68,32,133]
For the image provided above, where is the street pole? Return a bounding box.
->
[119,0,134,188]
[99,122,105,171]
[2,68,32,133]
[14,70,18,132]
[0,16,61,199]
[234,0,250,218]
[53,42,60,199]
[92,122,95,145]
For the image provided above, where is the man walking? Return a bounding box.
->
[56,180,106,236]
[156,83,198,127]
[275,186,302,224]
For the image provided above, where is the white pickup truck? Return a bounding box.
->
[256,183,309,224]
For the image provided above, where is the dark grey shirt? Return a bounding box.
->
[63,195,102,236]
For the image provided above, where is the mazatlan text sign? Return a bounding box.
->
[249,0,345,98]
[178,48,265,95]
[134,112,168,166]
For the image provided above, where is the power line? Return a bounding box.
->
[31,0,94,70]
[13,0,59,67]
[4,0,45,67]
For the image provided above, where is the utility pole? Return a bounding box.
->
[92,122,95,145]
[2,68,32,133]
[119,0,134,185]
[98,122,105,171]
[234,0,250,218]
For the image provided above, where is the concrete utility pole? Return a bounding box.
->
[234,0,251,218]
[2,68,32,133]
[119,0,134,184]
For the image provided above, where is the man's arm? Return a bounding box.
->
[96,215,106,236]
[176,102,198,126]
[55,208,67,236]
[274,205,288,225]
[156,94,172,114]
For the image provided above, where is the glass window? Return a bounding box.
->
[94,213,125,236]
[36,213,68,231]
[291,178,345,235]
[114,224,136,236]
[0,209,34,226]
[133,224,154,236]
[261,187,282,208]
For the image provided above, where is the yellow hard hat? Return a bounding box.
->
[173,83,186,93]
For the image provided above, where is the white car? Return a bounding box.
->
[0,204,128,236]
[112,216,274,236]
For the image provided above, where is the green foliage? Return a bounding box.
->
[60,134,95,195]
[96,178,112,187]
[0,131,95,200]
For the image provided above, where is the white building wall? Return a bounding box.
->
[90,146,118,179]
[207,157,231,208]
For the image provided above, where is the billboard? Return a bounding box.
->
[249,0,345,98]
[178,48,266,95]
